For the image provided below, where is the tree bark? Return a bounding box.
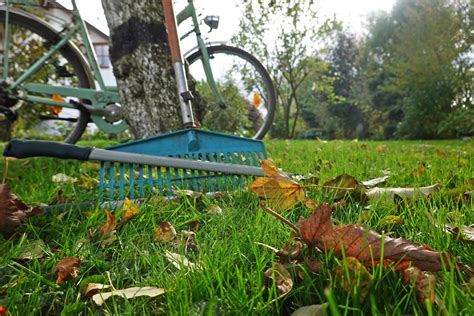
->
[101,0,191,138]
[0,120,13,141]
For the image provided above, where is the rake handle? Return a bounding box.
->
[3,139,93,160]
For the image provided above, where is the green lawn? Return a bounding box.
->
[0,139,473,315]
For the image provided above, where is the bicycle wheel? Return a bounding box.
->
[186,44,276,139]
[0,8,94,143]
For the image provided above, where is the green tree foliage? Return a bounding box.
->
[360,0,473,139]
[233,0,338,138]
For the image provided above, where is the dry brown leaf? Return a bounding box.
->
[291,303,328,316]
[81,283,112,298]
[165,251,201,271]
[298,203,451,271]
[51,173,78,184]
[154,221,177,243]
[322,174,367,203]
[444,224,474,243]
[52,257,81,285]
[181,230,198,251]
[366,184,442,202]
[91,286,165,306]
[249,160,305,211]
[0,184,42,236]
[361,176,389,187]
[277,241,305,263]
[402,266,436,304]
[264,263,293,297]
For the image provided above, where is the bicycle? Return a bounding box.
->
[0,0,276,143]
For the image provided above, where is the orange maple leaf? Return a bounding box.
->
[52,257,81,285]
[249,160,305,211]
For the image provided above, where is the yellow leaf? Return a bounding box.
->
[249,160,304,211]
[122,198,139,223]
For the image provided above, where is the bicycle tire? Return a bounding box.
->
[0,8,95,143]
[186,44,276,139]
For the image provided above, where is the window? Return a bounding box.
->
[94,44,110,68]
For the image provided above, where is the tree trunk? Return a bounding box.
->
[0,120,13,141]
[101,0,198,138]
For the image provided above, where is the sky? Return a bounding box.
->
[60,0,397,50]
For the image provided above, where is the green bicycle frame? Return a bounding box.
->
[177,0,227,108]
[1,0,225,133]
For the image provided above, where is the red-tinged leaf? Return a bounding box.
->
[0,184,42,236]
[249,160,305,211]
[298,203,451,271]
[52,257,81,285]
[0,304,7,316]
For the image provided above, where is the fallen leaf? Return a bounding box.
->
[366,184,442,202]
[333,257,373,301]
[411,163,426,177]
[277,241,305,263]
[264,263,293,297]
[249,160,305,211]
[298,203,451,271]
[122,198,139,223]
[52,257,81,285]
[444,224,474,243]
[99,212,117,247]
[181,230,198,251]
[380,215,404,226]
[100,212,116,236]
[91,286,165,306]
[165,251,201,271]
[52,173,78,184]
[81,283,112,298]
[0,184,42,236]
[402,266,436,304]
[0,305,7,316]
[292,174,319,185]
[291,303,328,316]
[206,204,223,215]
[376,144,387,153]
[322,174,367,203]
[361,176,389,188]
[79,175,99,189]
[154,222,177,243]
[14,239,47,260]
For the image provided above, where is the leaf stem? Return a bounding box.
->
[261,203,300,234]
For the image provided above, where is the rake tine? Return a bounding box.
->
[165,167,172,192]
[225,152,239,190]
[157,166,164,193]
[99,161,106,202]
[230,152,244,189]
[109,163,115,201]
[129,163,135,200]
[119,163,125,200]
[138,164,145,198]
[147,165,154,194]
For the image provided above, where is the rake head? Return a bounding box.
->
[99,129,267,201]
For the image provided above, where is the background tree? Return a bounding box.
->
[234,0,338,138]
[101,0,204,138]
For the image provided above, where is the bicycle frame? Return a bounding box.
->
[177,0,227,108]
[0,0,225,133]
